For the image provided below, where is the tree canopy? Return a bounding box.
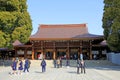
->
[102,0,120,51]
[0,0,32,48]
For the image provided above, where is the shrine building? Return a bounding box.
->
[24,23,107,60]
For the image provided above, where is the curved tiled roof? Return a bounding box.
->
[30,24,103,40]
[12,40,23,46]
[12,40,32,47]
[73,34,103,39]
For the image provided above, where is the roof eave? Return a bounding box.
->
[30,37,103,41]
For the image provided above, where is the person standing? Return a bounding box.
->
[66,59,70,68]
[80,59,86,74]
[77,58,80,74]
[41,59,46,72]
[57,58,60,68]
[60,58,62,68]
[53,59,57,68]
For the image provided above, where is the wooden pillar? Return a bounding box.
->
[78,48,80,59]
[14,47,17,57]
[53,41,56,59]
[89,40,92,60]
[41,40,44,59]
[24,48,27,59]
[32,47,34,60]
[41,48,44,59]
[79,40,82,59]
[31,40,35,60]
[66,41,70,59]
[99,48,102,59]
[53,50,56,59]
[66,48,70,59]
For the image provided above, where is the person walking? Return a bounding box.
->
[18,59,23,75]
[41,59,46,72]
[28,59,31,69]
[77,58,80,74]
[23,58,30,73]
[11,58,17,75]
[80,59,86,74]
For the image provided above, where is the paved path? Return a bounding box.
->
[0,65,120,80]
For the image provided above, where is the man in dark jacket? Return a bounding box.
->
[77,58,80,74]
[41,59,46,72]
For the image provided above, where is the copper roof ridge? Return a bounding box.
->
[39,23,87,28]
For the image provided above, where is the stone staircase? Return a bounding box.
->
[71,60,118,67]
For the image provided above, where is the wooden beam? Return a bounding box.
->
[14,47,17,57]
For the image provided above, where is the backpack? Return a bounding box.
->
[41,60,46,66]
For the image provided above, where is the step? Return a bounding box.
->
[30,60,118,67]
[0,60,118,67]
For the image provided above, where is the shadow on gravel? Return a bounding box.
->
[35,71,43,73]
[67,71,77,74]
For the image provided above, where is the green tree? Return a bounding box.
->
[0,31,6,47]
[0,0,32,48]
[102,0,120,51]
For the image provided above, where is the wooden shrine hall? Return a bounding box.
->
[28,24,105,60]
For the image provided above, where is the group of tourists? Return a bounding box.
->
[53,58,62,68]
[77,59,86,74]
[10,54,85,75]
[11,58,31,75]
[76,53,86,74]
[52,54,86,74]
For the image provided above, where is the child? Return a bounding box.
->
[11,58,17,75]
[18,59,23,75]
